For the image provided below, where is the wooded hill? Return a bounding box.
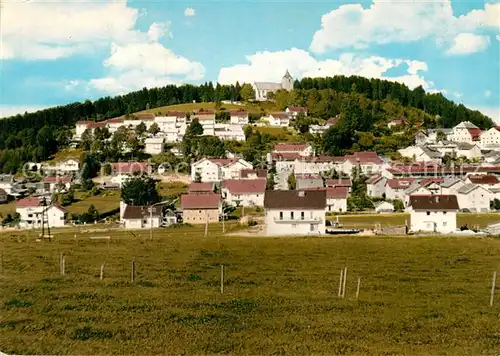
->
[0,75,493,173]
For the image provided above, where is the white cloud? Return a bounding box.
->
[0,105,49,119]
[184,7,195,17]
[89,42,205,95]
[485,90,492,98]
[147,22,172,42]
[218,48,433,90]
[0,0,144,60]
[446,33,490,55]
[310,1,499,55]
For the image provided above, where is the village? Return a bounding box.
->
[2,100,500,237]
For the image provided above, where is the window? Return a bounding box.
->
[443,211,447,215]
[279,212,283,220]
[291,212,294,220]
[443,222,447,227]
[310,224,315,232]
[301,212,305,220]
[426,211,430,215]
[292,224,297,228]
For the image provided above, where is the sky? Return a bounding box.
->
[0,0,499,122]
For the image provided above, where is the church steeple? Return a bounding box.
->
[281,69,293,91]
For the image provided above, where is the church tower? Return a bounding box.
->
[281,70,294,91]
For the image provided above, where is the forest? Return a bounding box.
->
[0,75,493,174]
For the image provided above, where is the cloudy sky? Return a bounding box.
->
[0,0,499,121]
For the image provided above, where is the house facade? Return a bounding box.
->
[407,195,459,234]
[181,192,221,224]
[448,121,482,144]
[230,110,249,125]
[366,175,387,198]
[457,184,491,212]
[144,137,165,155]
[191,158,252,182]
[264,190,326,236]
[122,205,163,229]
[16,197,67,229]
[221,179,266,206]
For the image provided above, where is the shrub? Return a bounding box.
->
[71,326,113,341]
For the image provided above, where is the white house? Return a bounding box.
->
[385,178,416,201]
[263,112,291,127]
[42,176,72,193]
[454,143,482,160]
[293,156,339,175]
[448,121,482,144]
[252,70,294,101]
[375,201,395,213]
[191,158,252,182]
[214,124,246,141]
[221,179,266,207]
[406,195,459,234]
[398,146,441,163]
[304,187,348,212]
[154,111,187,143]
[122,205,163,229]
[264,190,326,236]
[309,124,330,135]
[480,127,500,149]
[110,162,152,186]
[366,175,387,198]
[192,109,216,136]
[273,143,313,157]
[340,151,384,176]
[456,184,491,212]
[230,110,249,125]
[105,117,125,134]
[440,178,465,195]
[16,197,67,229]
[144,137,165,155]
[285,106,308,118]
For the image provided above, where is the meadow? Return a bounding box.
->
[1,224,500,355]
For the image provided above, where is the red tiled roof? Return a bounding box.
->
[88,122,106,129]
[189,182,214,192]
[271,152,302,161]
[287,106,307,113]
[346,151,383,164]
[325,178,351,187]
[134,113,155,120]
[167,111,187,118]
[194,109,215,115]
[105,117,124,124]
[269,112,290,119]
[386,178,416,189]
[366,175,383,185]
[240,169,267,179]
[111,162,150,174]
[181,192,220,209]
[468,128,482,141]
[222,179,266,194]
[387,164,500,175]
[16,197,42,208]
[229,110,249,116]
[467,174,499,185]
[419,177,444,186]
[303,186,349,199]
[43,176,73,184]
[326,117,339,125]
[274,143,308,152]
[409,195,459,210]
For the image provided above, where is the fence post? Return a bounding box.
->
[490,271,497,307]
[220,265,224,294]
[338,269,344,297]
[61,255,65,276]
[100,264,105,280]
[356,277,361,300]
[342,266,348,299]
[131,260,135,283]
[1,251,3,275]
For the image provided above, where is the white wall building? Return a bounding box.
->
[252,70,294,101]
[230,110,249,125]
[264,190,326,236]
[480,127,500,149]
[122,205,163,229]
[191,158,252,182]
[457,184,491,212]
[145,137,165,155]
[221,179,266,207]
[448,121,482,144]
[407,195,459,234]
[16,197,67,229]
[263,113,291,127]
[366,175,387,198]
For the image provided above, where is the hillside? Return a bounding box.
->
[137,101,278,116]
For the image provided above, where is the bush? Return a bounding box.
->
[72,326,113,341]
[248,219,258,227]
[169,223,193,229]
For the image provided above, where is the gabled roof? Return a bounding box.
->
[467,174,499,185]
[366,175,384,185]
[286,106,307,113]
[325,178,351,187]
[269,112,290,119]
[345,151,383,164]
[181,192,220,209]
[457,183,489,195]
[254,82,282,91]
[222,179,266,194]
[208,158,240,167]
[240,169,268,179]
[134,113,155,120]
[229,110,249,117]
[419,177,444,187]
[409,195,459,211]
[274,143,308,152]
[188,182,214,192]
[16,197,42,207]
[193,109,215,115]
[303,186,349,199]
[272,152,303,161]
[467,128,482,141]
[296,155,342,163]
[123,205,163,219]
[441,178,464,188]
[264,190,326,209]
[88,122,106,129]
[390,118,409,125]
[386,178,416,190]
[456,121,479,129]
[166,111,187,118]
[105,117,124,124]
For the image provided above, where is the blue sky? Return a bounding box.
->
[0,0,499,122]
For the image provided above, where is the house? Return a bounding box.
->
[214,124,246,141]
[325,178,351,191]
[440,178,465,195]
[366,175,387,198]
[229,110,249,125]
[304,187,348,212]
[0,175,14,195]
[0,188,8,204]
[264,190,327,236]
[110,162,151,186]
[309,124,330,135]
[480,127,500,149]
[42,176,72,193]
[221,179,266,206]
[49,159,80,173]
[385,178,416,201]
[104,117,124,134]
[181,192,221,224]
[295,174,323,190]
[341,151,384,176]
[144,137,165,155]
[403,183,432,207]
[375,201,394,213]
[122,205,163,229]
[75,121,93,140]
[456,184,491,212]
[252,70,294,101]
[285,106,308,118]
[192,109,216,136]
[426,128,453,143]
[190,158,252,182]
[293,156,340,175]
[188,182,215,193]
[466,174,500,187]
[448,121,482,144]
[16,197,67,228]
[388,118,409,128]
[239,169,268,180]
[415,131,428,145]
[155,111,187,143]
[263,112,291,127]
[454,143,481,160]
[398,145,441,162]
[273,143,313,157]
[407,195,459,234]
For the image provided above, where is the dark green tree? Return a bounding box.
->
[121,175,160,205]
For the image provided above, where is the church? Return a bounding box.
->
[252,70,294,101]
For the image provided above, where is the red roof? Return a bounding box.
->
[468,128,482,141]
[419,177,444,186]
[189,182,214,192]
[390,118,409,125]
[166,111,186,118]
[240,169,267,179]
[386,178,416,189]
[43,176,73,184]
[346,151,383,164]
[88,122,106,129]
[271,152,302,161]
[325,178,351,187]
[181,192,220,209]
[287,106,307,113]
[111,162,150,174]
[16,197,42,208]
[366,175,383,185]
[274,143,308,152]
[303,186,349,199]
[326,117,339,126]
[194,109,215,115]
[105,117,124,124]
[387,164,500,175]
[222,179,266,194]
[269,112,290,119]
[467,174,499,185]
[298,155,343,163]
[229,110,248,116]
[134,113,155,120]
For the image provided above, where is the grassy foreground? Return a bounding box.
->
[1,225,500,355]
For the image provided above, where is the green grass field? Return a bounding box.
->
[329,213,500,229]
[67,191,120,215]
[138,101,278,116]
[0,201,16,219]
[1,225,500,355]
